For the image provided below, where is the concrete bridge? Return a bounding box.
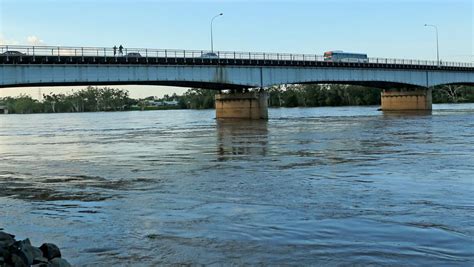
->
[1,45,473,119]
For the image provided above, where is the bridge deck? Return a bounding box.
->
[1,55,473,72]
[1,45,472,72]
[2,46,473,89]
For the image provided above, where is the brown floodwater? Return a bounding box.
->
[1,104,473,265]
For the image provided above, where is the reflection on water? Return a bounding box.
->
[382,110,433,116]
[0,105,473,265]
[217,120,268,160]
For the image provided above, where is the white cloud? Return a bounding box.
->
[26,35,45,46]
[0,35,46,46]
[0,34,19,45]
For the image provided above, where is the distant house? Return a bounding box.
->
[146,100,164,107]
[163,100,179,106]
[145,99,179,107]
[0,105,8,114]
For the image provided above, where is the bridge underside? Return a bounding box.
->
[0,80,442,90]
[3,80,473,91]
[0,81,251,90]
[2,64,473,89]
[298,81,428,89]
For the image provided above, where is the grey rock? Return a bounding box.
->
[14,239,35,266]
[0,248,10,264]
[19,238,31,246]
[33,256,49,264]
[39,243,61,260]
[0,246,6,257]
[0,231,14,240]
[0,233,70,267]
[0,231,15,247]
[11,252,29,267]
[2,238,37,266]
[48,257,71,267]
[31,246,47,263]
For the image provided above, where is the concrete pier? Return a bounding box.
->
[215,92,268,120]
[381,88,432,110]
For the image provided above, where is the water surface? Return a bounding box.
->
[1,105,473,265]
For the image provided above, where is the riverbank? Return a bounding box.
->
[1,85,472,114]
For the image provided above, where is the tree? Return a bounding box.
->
[438,85,465,103]
[267,85,284,107]
[181,88,216,109]
[11,95,42,114]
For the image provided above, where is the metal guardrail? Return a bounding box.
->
[0,45,472,68]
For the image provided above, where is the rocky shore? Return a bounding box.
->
[0,231,70,267]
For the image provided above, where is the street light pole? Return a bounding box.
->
[424,24,439,67]
[211,13,223,53]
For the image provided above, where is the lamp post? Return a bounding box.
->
[211,13,223,53]
[424,24,440,67]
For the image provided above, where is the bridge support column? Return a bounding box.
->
[215,91,268,120]
[381,88,432,111]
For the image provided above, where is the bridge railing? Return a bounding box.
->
[0,45,472,68]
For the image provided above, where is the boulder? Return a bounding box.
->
[39,243,61,260]
[49,257,72,267]
[30,245,46,263]
[0,231,15,248]
[0,233,70,266]
[6,239,35,266]
[11,252,29,267]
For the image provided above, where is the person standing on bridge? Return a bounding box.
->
[118,45,123,56]
[113,45,117,57]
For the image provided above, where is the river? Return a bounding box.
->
[1,104,473,265]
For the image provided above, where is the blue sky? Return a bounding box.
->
[0,0,472,98]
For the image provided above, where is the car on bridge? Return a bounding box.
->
[0,51,25,56]
[126,52,142,58]
[199,52,219,59]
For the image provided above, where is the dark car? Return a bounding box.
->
[126,52,142,58]
[0,51,25,56]
[199,52,219,59]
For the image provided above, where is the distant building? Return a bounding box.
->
[145,99,179,107]
[163,100,179,106]
[0,105,8,114]
[146,100,163,107]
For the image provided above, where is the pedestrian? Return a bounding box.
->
[113,45,117,56]
[119,45,123,56]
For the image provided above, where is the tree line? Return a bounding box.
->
[1,85,473,114]
[1,86,131,114]
[267,84,381,107]
[432,85,474,103]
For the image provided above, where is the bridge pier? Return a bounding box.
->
[215,91,268,120]
[381,88,432,111]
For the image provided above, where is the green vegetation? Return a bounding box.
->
[0,85,472,114]
[267,84,381,107]
[1,86,131,114]
[432,85,474,103]
[180,88,217,109]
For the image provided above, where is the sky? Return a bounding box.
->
[0,0,473,99]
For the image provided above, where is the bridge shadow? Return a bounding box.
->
[216,120,268,161]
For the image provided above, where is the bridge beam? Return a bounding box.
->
[215,91,268,120]
[381,88,432,111]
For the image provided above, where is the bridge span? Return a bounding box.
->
[1,45,473,119]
